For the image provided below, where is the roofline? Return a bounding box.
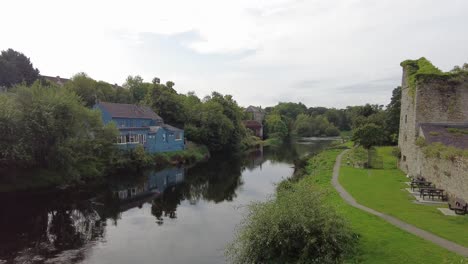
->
[111,116,162,120]
[419,122,468,127]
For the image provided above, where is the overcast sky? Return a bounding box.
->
[1,0,468,108]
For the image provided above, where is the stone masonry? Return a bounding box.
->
[398,60,468,201]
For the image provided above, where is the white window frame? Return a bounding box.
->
[175,132,182,141]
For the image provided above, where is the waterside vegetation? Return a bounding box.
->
[229,145,467,263]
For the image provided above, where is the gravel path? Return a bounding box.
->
[332,150,468,257]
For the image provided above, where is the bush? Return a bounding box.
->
[324,126,340,137]
[226,184,358,264]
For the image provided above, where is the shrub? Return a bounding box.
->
[226,185,358,264]
[325,126,340,137]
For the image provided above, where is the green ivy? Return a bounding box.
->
[400,57,444,98]
[446,127,468,136]
[422,142,468,161]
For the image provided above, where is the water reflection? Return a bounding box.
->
[0,139,333,263]
[0,193,106,263]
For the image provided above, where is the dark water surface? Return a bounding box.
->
[0,139,333,264]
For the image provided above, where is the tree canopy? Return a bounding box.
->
[0,83,118,180]
[0,49,39,88]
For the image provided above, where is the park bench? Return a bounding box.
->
[411,180,433,191]
[419,187,436,199]
[419,188,446,201]
[448,198,468,215]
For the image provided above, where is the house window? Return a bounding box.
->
[117,135,126,144]
[137,134,146,144]
[175,132,182,140]
[403,155,407,162]
[128,134,139,143]
[162,133,167,142]
[119,120,125,128]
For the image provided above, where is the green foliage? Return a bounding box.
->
[65,73,133,106]
[415,136,426,147]
[400,57,451,98]
[0,83,118,181]
[265,114,288,140]
[422,142,468,160]
[352,123,385,149]
[145,82,186,126]
[226,184,358,264]
[446,127,468,135]
[293,113,340,137]
[0,49,39,88]
[385,86,401,144]
[109,142,209,173]
[123,75,151,102]
[429,131,440,136]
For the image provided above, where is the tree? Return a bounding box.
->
[166,81,175,90]
[124,75,150,103]
[265,114,288,139]
[146,83,186,126]
[65,73,98,107]
[0,49,39,88]
[352,123,385,167]
[385,86,401,144]
[0,83,118,180]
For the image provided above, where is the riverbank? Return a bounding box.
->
[229,144,466,263]
[341,146,468,247]
[0,142,210,193]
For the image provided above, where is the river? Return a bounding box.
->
[0,138,335,264]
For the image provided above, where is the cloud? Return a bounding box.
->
[1,0,468,108]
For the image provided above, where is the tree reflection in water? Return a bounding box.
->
[150,152,248,224]
[0,141,331,263]
[0,193,106,263]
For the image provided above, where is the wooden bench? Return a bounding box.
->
[411,180,433,191]
[448,198,468,215]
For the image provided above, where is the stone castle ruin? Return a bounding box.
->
[398,58,468,201]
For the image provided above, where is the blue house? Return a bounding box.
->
[94,102,185,153]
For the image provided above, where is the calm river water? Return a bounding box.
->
[0,138,334,264]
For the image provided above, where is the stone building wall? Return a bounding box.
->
[399,67,468,176]
[415,79,468,124]
[398,68,419,175]
[417,150,468,201]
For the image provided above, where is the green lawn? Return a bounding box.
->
[340,146,468,248]
[302,148,467,263]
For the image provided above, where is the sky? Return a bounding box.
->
[1,0,468,108]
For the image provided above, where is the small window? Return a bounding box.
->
[175,132,182,140]
[404,135,407,141]
[117,135,126,144]
[162,133,167,142]
[403,155,407,162]
[405,115,407,124]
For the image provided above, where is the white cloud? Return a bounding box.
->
[1,0,468,107]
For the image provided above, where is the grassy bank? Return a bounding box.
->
[341,146,468,247]
[229,144,466,263]
[303,147,466,263]
[0,142,210,193]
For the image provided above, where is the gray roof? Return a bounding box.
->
[41,75,70,86]
[420,123,468,149]
[98,102,162,120]
[246,105,264,113]
[162,124,183,132]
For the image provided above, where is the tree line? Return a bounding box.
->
[0,49,256,186]
[0,48,403,186]
[262,91,401,145]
